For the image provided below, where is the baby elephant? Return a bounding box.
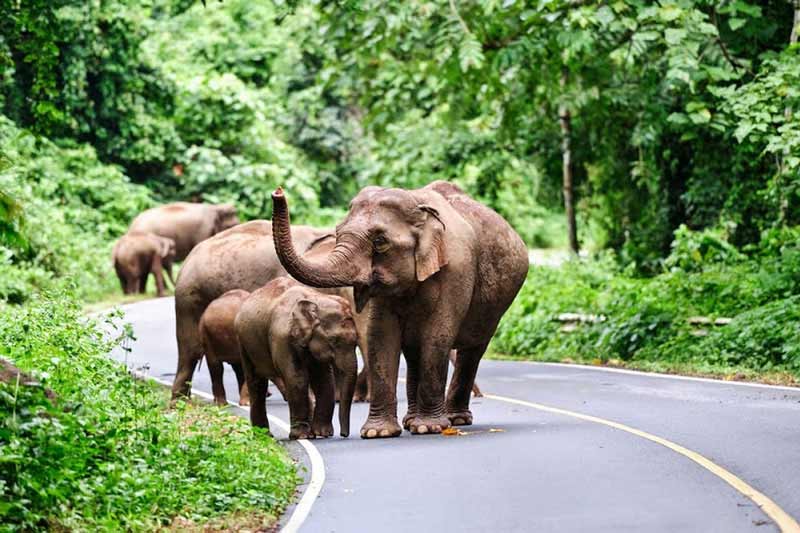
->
[198,289,255,406]
[236,277,358,439]
[113,231,176,297]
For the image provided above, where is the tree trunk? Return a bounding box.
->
[779,2,799,223]
[559,67,579,254]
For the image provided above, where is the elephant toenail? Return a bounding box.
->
[417,425,428,434]
[367,429,377,438]
[380,429,390,437]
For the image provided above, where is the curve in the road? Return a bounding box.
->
[145,375,324,533]
[484,392,800,533]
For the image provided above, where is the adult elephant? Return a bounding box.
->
[271,181,528,438]
[171,220,370,401]
[129,202,240,261]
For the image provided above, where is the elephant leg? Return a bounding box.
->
[171,301,204,401]
[150,257,166,297]
[445,342,488,426]
[309,362,335,438]
[165,263,176,289]
[286,377,314,440]
[207,358,227,406]
[240,345,269,430]
[272,376,288,401]
[361,307,403,439]
[402,346,421,430]
[232,363,250,406]
[138,271,148,294]
[127,276,139,295]
[407,339,452,435]
[449,349,483,397]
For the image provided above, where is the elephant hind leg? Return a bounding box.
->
[445,343,488,426]
[171,300,204,401]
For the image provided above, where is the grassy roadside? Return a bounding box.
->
[493,232,800,388]
[486,350,800,387]
[0,291,298,532]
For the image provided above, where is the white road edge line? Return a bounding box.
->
[146,375,324,533]
[515,361,800,392]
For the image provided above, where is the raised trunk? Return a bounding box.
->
[334,356,357,437]
[272,189,360,288]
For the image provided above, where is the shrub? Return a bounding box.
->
[0,291,297,531]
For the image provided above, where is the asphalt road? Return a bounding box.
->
[107,296,800,533]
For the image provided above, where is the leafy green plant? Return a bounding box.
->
[0,291,297,531]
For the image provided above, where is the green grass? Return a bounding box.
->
[0,291,298,532]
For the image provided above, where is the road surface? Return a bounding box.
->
[107,297,800,532]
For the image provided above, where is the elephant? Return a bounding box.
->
[270,180,528,438]
[199,289,251,406]
[129,202,240,261]
[170,220,370,402]
[236,277,358,439]
[112,231,177,297]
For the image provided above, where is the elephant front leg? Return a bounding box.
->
[445,343,488,426]
[402,347,420,430]
[286,380,315,440]
[361,308,402,439]
[407,340,452,435]
[309,363,335,438]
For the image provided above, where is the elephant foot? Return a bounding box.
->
[312,422,334,438]
[289,423,316,440]
[213,396,227,407]
[238,397,250,407]
[446,409,473,426]
[402,409,417,430]
[360,416,402,439]
[407,415,451,435]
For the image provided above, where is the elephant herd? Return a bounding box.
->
[113,181,528,439]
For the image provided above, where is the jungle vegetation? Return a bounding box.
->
[0,0,799,527]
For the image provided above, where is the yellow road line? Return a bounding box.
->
[484,393,800,533]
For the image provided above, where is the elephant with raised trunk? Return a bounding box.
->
[236,277,358,439]
[271,181,528,438]
[129,202,239,261]
[170,220,370,402]
[113,231,176,297]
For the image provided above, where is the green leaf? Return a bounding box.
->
[728,17,746,31]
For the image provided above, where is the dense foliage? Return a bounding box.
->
[495,225,800,377]
[0,293,297,531]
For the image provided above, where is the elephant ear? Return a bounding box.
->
[290,299,319,348]
[414,204,448,282]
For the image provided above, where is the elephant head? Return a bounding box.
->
[289,296,358,437]
[272,187,447,313]
[213,204,240,233]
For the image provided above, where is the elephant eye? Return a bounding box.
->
[373,236,390,253]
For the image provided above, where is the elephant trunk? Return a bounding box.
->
[272,188,363,289]
[334,351,358,438]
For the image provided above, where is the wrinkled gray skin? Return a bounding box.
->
[271,181,528,438]
[171,220,369,401]
[113,231,176,297]
[129,202,239,261]
[236,277,358,439]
